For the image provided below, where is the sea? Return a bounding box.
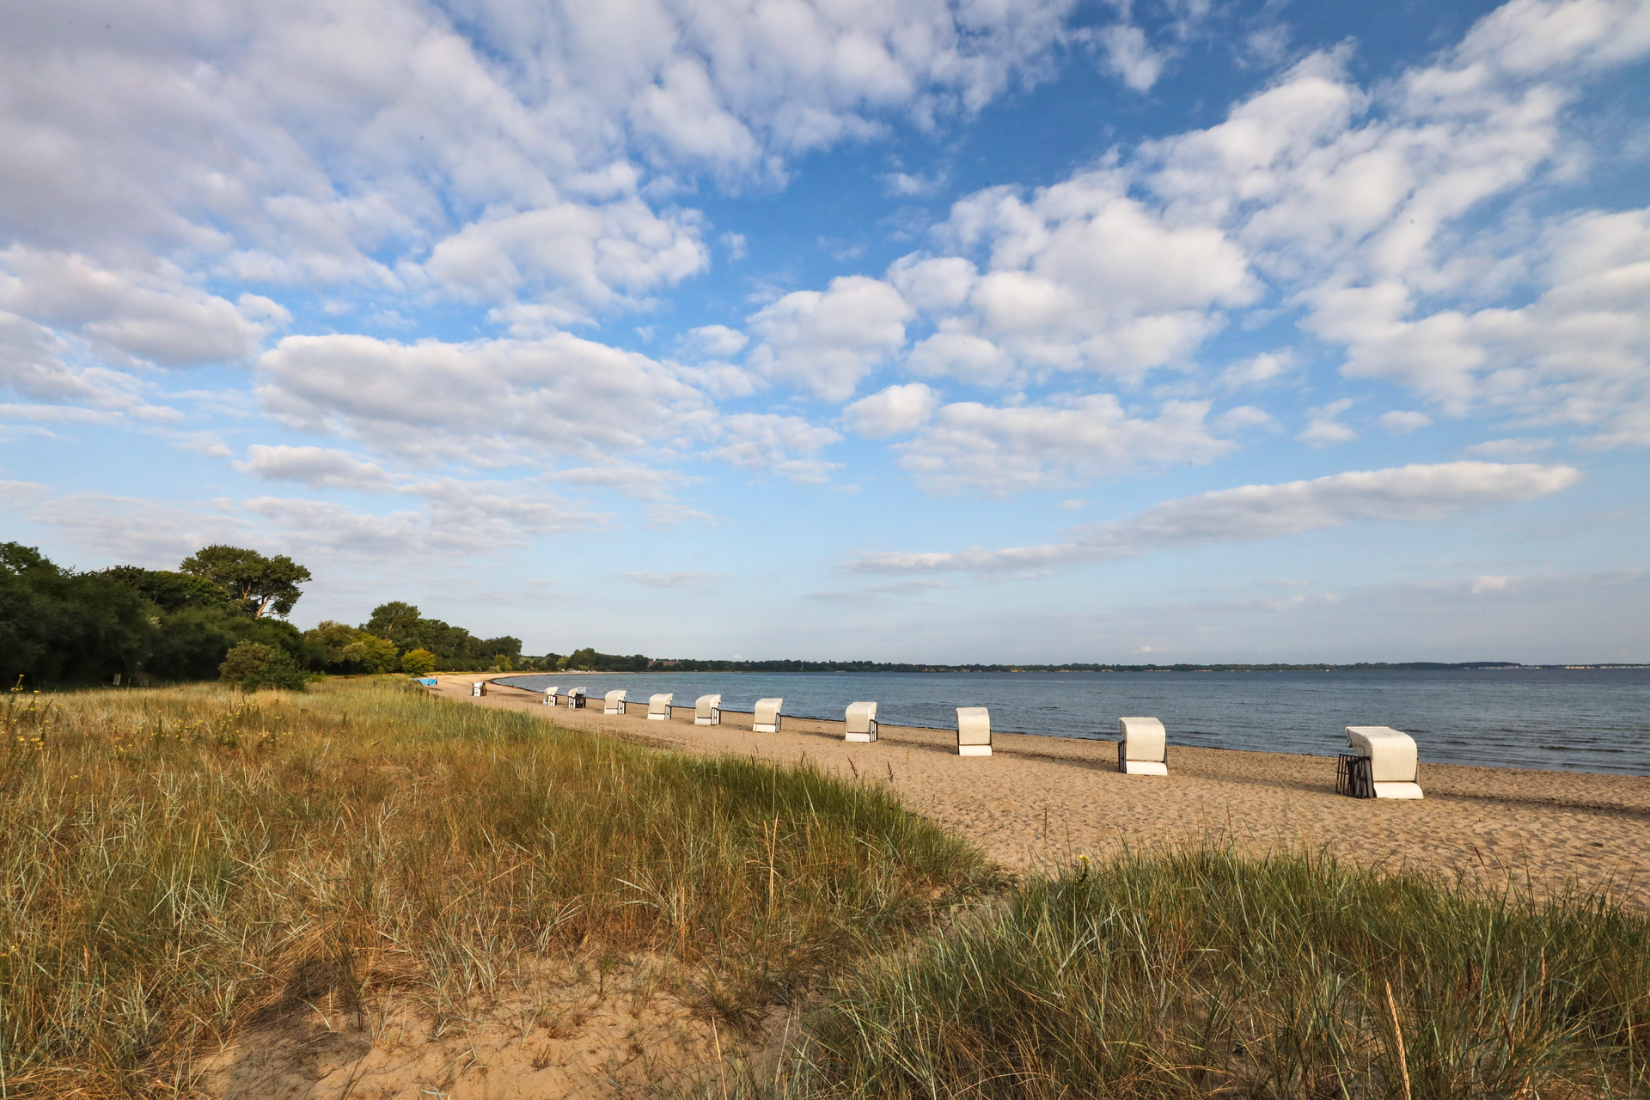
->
[495,668,1650,777]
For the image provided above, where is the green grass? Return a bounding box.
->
[0,679,992,1097]
[793,846,1650,1099]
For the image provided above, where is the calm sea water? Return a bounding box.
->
[495,669,1650,777]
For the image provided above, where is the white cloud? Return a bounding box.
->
[842,383,940,438]
[1218,350,1293,391]
[1093,23,1166,92]
[1214,404,1274,432]
[850,461,1583,572]
[745,276,914,401]
[1379,410,1433,433]
[255,332,711,464]
[679,324,749,359]
[1296,398,1356,447]
[882,170,948,197]
[895,395,1231,494]
[1464,436,1554,456]
[623,570,721,588]
[0,249,283,366]
[709,412,842,483]
[1471,574,1513,593]
[234,445,398,493]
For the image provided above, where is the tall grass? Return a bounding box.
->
[797,847,1650,1099]
[0,679,991,1097]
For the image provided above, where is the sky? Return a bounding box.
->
[1,0,1648,664]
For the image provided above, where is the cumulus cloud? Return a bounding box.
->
[1379,410,1433,433]
[709,412,842,483]
[1093,23,1166,91]
[896,395,1231,494]
[1296,398,1357,447]
[255,332,711,464]
[234,445,399,493]
[850,461,1583,572]
[842,383,940,438]
[745,276,914,401]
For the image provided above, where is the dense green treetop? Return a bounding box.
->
[180,545,312,618]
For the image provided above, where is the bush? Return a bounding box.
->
[218,640,307,691]
[400,647,436,676]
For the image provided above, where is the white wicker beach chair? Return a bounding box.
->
[543,686,558,705]
[694,694,722,726]
[471,681,486,697]
[604,689,627,716]
[567,687,586,709]
[845,701,879,743]
[956,707,991,756]
[753,698,783,733]
[1117,717,1169,775]
[648,693,674,720]
[1340,726,1423,799]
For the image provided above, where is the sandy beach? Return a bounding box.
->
[441,675,1650,906]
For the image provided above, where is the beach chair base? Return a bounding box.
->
[753,722,780,733]
[1373,782,1424,799]
[648,713,669,721]
[1119,760,1168,775]
[957,744,992,757]
[605,707,624,716]
[846,731,877,743]
[695,714,720,726]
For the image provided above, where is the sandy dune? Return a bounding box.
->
[448,675,1650,905]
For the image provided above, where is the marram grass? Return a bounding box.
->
[791,846,1650,1100]
[0,679,991,1097]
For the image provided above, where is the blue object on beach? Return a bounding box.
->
[414,677,438,686]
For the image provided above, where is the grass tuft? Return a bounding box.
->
[796,846,1650,1099]
[0,679,991,1097]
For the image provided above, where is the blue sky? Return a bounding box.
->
[2,0,1647,662]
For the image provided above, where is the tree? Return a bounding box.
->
[364,601,421,643]
[1,543,155,686]
[400,648,437,676]
[179,545,312,618]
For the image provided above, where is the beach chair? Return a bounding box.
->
[956,707,992,756]
[604,689,627,716]
[648,693,674,720]
[1117,717,1169,775]
[1338,726,1423,799]
[695,694,722,726]
[543,686,558,705]
[471,681,486,697]
[753,698,783,733]
[567,687,586,709]
[845,701,879,743]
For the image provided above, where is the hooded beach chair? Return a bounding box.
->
[542,685,558,705]
[648,693,674,720]
[566,687,586,709]
[956,707,991,756]
[1117,716,1169,775]
[695,694,722,726]
[1338,726,1423,799]
[845,701,879,742]
[471,681,486,697]
[604,689,627,715]
[753,698,783,733]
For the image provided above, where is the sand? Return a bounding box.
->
[449,675,1650,905]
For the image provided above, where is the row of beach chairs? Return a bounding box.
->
[499,684,1423,800]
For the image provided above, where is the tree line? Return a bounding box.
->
[0,543,536,689]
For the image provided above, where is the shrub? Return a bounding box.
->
[218,640,307,691]
[400,647,437,676]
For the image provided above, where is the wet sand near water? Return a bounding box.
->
[441,676,1650,906]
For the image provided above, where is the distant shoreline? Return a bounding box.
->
[497,662,1650,675]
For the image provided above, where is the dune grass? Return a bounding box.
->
[0,678,992,1098]
[793,846,1650,1100]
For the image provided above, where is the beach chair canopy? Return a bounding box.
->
[845,701,878,741]
[1344,726,1423,798]
[1117,716,1169,776]
[648,693,673,719]
[604,689,627,714]
[695,694,722,725]
[956,707,992,756]
[753,697,784,732]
